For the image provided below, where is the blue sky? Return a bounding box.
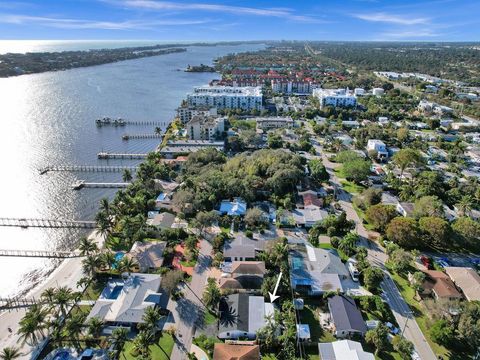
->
[0,0,479,41]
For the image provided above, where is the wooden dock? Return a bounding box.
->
[72,180,130,190]
[39,165,138,175]
[0,217,96,229]
[0,249,79,258]
[122,133,163,140]
[97,152,148,159]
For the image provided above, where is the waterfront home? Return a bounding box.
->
[160,140,225,158]
[146,212,175,229]
[218,293,273,340]
[219,261,266,290]
[126,241,166,273]
[445,267,480,301]
[318,340,374,360]
[328,295,367,338]
[87,273,162,330]
[290,243,348,295]
[213,343,260,360]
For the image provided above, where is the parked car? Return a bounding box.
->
[420,255,433,269]
[436,259,449,268]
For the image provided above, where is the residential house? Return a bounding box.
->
[396,202,415,217]
[372,88,384,96]
[328,295,367,338]
[126,241,166,273]
[318,340,374,360]
[218,294,273,340]
[220,261,266,290]
[419,270,463,301]
[290,243,348,295]
[160,140,225,158]
[366,139,388,159]
[291,205,328,228]
[147,212,176,229]
[298,190,324,208]
[213,343,260,360]
[87,273,162,330]
[445,267,480,301]
[223,245,256,262]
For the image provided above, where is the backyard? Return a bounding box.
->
[121,333,174,360]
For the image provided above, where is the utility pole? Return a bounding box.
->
[401,311,414,337]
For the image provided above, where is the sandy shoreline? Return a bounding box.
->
[0,230,105,358]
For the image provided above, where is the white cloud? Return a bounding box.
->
[377,30,441,40]
[116,0,321,22]
[353,12,430,25]
[0,13,209,29]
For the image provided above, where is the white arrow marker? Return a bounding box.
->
[268,272,283,303]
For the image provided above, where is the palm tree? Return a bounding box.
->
[0,347,22,360]
[40,287,57,309]
[82,254,100,278]
[132,331,154,359]
[76,277,90,291]
[99,251,115,271]
[456,195,473,216]
[154,126,162,135]
[117,256,138,276]
[109,327,128,360]
[52,286,75,319]
[17,304,48,345]
[87,317,104,339]
[79,236,99,256]
[64,312,86,348]
[95,211,113,238]
[141,307,163,333]
[122,169,133,183]
[99,197,111,216]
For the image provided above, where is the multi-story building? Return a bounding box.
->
[271,80,314,94]
[312,88,357,109]
[176,106,217,124]
[186,115,225,140]
[255,116,294,130]
[187,86,263,111]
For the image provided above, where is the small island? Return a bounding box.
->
[185,63,216,72]
[0,45,187,77]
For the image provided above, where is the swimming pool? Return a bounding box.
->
[111,252,125,270]
[292,256,304,270]
[53,351,70,360]
[108,285,123,299]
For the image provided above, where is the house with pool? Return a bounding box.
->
[87,273,163,331]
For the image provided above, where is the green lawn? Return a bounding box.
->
[122,333,174,360]
[81,277,108,300]
[318,243,333,250]
[203,310,218,326]
[298,298,336,343]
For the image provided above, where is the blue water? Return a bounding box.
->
[112,252,125,270]
[0,41,265,297]
[292,256,304,270]
[108,285,123,300]
[53,351,70,360]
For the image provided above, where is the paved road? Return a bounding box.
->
[316,143,437,360]
[170,239,212,360]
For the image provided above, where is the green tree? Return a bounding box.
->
[52,286,76,319]
[161,270,184,294]
[430,319,454,346]
[363,267,384,292]
[203,278,221,312]
[386,217,422,248]
[0,348,22,360]
[343,159,371,184]
[452,216,480,247]
[109,327,129,360]
[413,196,444,219]
[457,301,480,350]
[132,330,154,359]
[78,236,99,256]
[87,317,104,339]
[419,216,451,248]
[393,336,414,359]
[365,324,389,356]
[244,207,268,229]
[338,232,358,257]
[117,256,138,275]
[17,304,48,345]
[456,195,473,216]
[365,204,397,231]
[141,306,163,333]
[82,254,100,278]
[309,159,329,183]
[388,248,414,273]
[392,148,422,177]
[122,169,133,182]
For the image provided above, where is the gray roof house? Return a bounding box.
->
[319,340,374,360]
[288,205,328,228]
[218,294,274,340]
[328,295,367,338]
[147,212,176,229]
[87,273,162,329]
[126,241,166,272]
[290,244,348,295]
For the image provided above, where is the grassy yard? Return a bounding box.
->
[203,310,218,326]
[81,277,109,300]
[318,243,333,250]
[298,298,336,344]
[122,333,174,360]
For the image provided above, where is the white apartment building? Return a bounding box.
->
[186,115,225,140]
[271,80,313,94]
[312,88,357,109]
[176,106,217,124]
[255,116,294,130]
[367,139,388,159]
[186,86,263,111]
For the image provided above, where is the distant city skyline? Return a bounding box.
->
[0,0,479,42]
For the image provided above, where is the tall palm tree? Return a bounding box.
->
[122,169,133,183]
[456,195,473,216]
[82,254,100,278]
[109,327,128,360]
[79,236,99,256]
[52,286,75,319]
[17,304,48,345]
[95,211,113,238]
[0,347,22,360]
[87,316,104,339]
[99,251,115,271]
[76,277,90,291]
[99,198,111,216]
[65,312,86,348]
[117,257,138,276]
[141,307,163,333]
[40,287,57,309]
[132,331,154,359]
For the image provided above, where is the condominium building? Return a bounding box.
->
[271,80,314,94]
[186,115,225,140]
[255,116,294,130]
[187,86,263,111]
[312,88,357,109]
[176,106,217,124]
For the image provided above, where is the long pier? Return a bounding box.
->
[0,217,96,229]
[122,133,163,140]
[0,249,79,258]
[72,180,130,190]
[0,297,41,310]
[97,152,148,159]
[96,119,168,127]
[39,165,138,175]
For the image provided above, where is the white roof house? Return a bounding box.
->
[366,139,388,159]
[313,88,357,109]
[318,340,374,360]
[87,273,162,326]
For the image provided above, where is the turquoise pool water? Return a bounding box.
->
[111,252,125,270]
[108,285,123,299]
[292,256,304,270]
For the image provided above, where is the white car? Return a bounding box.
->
[411,350,421,360]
